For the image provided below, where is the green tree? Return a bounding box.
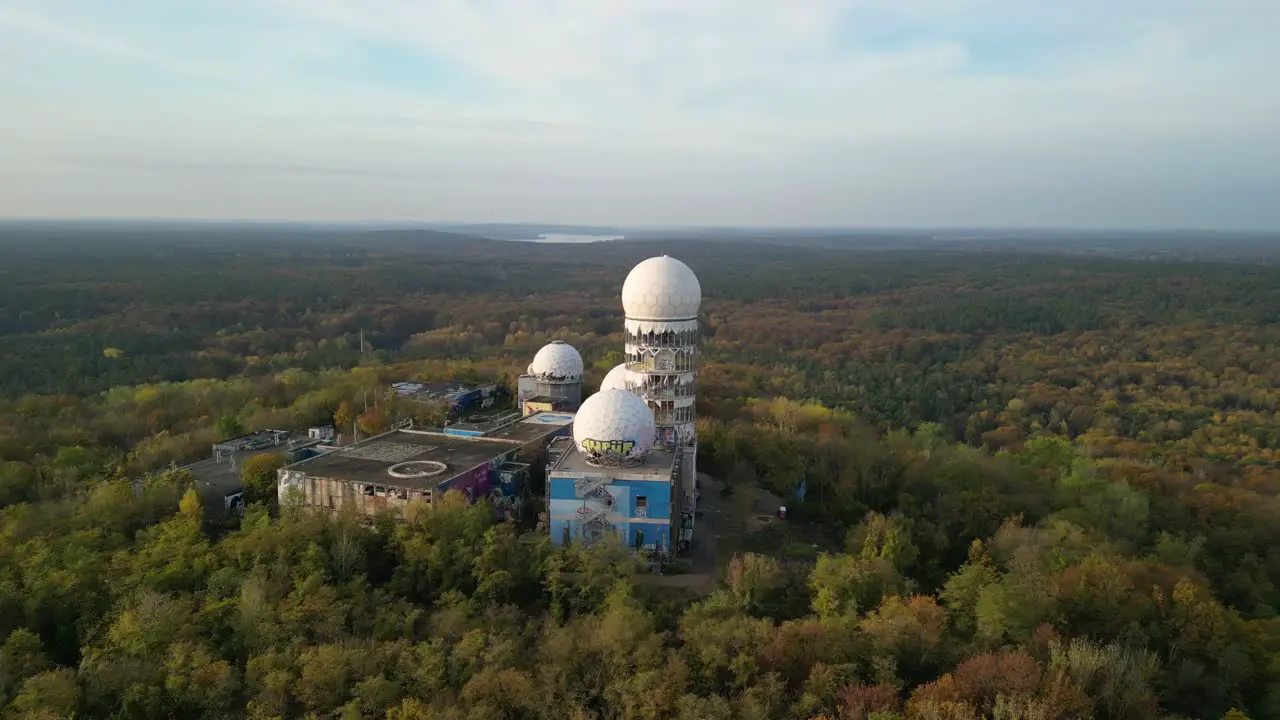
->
[0,461,37,508]
[357,407,389,437]
[726,553,788,616]
[179,486,202,522]
[940,540,1001,640]
[215,413,245,441]
[10,669,80,718]
[1,628,48,705]
[809,553,911,619]
[334,400,357,437]
[239,452,287,505]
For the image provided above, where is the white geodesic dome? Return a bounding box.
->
[527,340,584,381]
[621,255,702,321]
[600,362,632,392]
[572,389,655,466]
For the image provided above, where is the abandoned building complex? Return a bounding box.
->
[545,255,702,555]
[276,411,576,520]
[271,255,702,559]
[180,429,323,520]
[391,380,499,415]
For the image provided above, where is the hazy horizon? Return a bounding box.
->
[4,218,1277,237]
[4,217,1280,233]
[2,1,1278,231]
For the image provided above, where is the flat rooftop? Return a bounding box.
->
[483,412,575,444]
[286,429,522,490]
[189,432,318,499]
[392,380,495,402]
[550,443,677,481]
[214,428,290,452]
[186,457,245,500]
[444,410,524,435]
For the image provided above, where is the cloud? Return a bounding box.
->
[65,156,428,180]
[5,0,1276,141]
[256,0,1279,140]
[0,0,1277,228]
[0,6,168,66]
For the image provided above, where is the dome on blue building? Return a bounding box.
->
[572,389,655,466]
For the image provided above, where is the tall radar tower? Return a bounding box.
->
[620,255,700,543]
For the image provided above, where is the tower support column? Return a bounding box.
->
[623,318,698,535]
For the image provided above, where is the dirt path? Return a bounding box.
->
[633,472,748,592]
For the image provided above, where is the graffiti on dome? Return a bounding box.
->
[580,438,637,456]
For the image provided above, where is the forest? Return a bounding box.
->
[2,223,1280,719]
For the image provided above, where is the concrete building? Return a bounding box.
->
[543,254,703,555]
[522,395,574,416]
[392,380,499,415]
[308,426,338,443]
[546,388,686,555]
[441,409,524,437]
[517,341,584,414]
[179,429,322,520]
[277,411,574,521]
[620,255,701,547]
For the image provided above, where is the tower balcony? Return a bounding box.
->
[626,359,696,375]
[624,327,698,348]
[651,407,696,425]
[628,382,695,399]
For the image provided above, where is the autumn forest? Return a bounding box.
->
[3,223,1280,719]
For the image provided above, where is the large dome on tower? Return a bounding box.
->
[621,255,701,321]
[572,389,655,466]
[600,362,632,392]
[527,340,584,381]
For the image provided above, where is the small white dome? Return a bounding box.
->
[527,341,583,382]
[572,389,655,466]
[622,255,701,321]
[600,362,632,392]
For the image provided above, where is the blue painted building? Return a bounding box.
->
[546,443,684,554]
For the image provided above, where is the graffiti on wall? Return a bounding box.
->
[278,471,305,505]
[438,460,494,502]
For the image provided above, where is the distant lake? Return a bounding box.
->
[511,233,624,244]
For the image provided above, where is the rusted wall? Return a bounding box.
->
[288,434,558,521]
[302,475,430,518]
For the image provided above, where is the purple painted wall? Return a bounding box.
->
[436,461,494,503]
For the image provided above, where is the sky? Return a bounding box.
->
[1,0,1278,230]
